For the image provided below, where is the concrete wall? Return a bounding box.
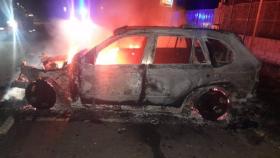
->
[244,36,280,64]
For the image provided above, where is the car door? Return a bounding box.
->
[79,34,150,105]
[144,34,213,107]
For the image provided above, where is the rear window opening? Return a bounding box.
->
[205,38,233,67]
[154,36,208,65]
[193,39,207,64]
[154,36,192,64]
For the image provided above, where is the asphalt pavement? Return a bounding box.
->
[1,120,280,158]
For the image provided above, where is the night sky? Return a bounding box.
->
[15,0,220,19]
[15,0,65,19]
[177,0,219,10]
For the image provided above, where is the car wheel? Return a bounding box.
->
[194,88,230,121]
[25,79,56,109]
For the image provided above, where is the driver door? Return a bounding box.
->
[79,34,149,105]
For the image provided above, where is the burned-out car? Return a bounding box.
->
[13,26,260,120]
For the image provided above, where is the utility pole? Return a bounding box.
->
[229,0,235,31]
[250,0,264,48]
[242,0,253,42]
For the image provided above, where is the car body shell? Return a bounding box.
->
[13,26,261,109]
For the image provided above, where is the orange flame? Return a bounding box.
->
[95,43,141,65]
[59,17,110,64]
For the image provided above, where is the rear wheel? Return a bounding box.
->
[25,79,56,109]
[195,88,230,121]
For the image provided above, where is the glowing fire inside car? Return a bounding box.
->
[95,47,120,65]
[95,44,141,65]
[54,61,65,69]
[95,38,143,65]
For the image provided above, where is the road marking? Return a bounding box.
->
[0,116,15,135]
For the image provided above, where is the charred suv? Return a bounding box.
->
[13,26,260,121]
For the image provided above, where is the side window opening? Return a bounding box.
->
[205,38,233,67]
[154,36,192,64]
[95,35,147,65]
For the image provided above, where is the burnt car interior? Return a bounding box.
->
[154,36,192,64]
[95,35,147,65]
[92,34,211,66]
[205,38,233,67]
[154,36,210,65]
[193,39,207,63]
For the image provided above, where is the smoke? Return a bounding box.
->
[1,87,25,101]
[21,0,186,67]
[91,0,186,30]
[20,19,110,68]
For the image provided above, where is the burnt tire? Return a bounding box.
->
[195,89,229,121]
[25,79,56,109]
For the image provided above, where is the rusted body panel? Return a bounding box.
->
[144,64,218,106]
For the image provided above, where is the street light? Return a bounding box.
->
[7,19,18,31]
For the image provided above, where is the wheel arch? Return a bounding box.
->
[25,78,57,109]
[181,81,236,110]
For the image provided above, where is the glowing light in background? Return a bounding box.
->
[0,0,19,72]
[160,0,174,7]
[186,9,214,28]
[62,17,98,62]
[63,6,67,12]
[7,19,18,30]
[79,7,88,19]
[61,0,110,63]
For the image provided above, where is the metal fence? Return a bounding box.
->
[215,0,280,39]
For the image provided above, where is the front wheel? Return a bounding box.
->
[25,79,56,109]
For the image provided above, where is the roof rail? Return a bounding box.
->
[180,24,199,29]
[113,25,182,35]
[113,25,128,35]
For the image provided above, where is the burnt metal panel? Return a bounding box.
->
[13,27,261,109]
[79,63,144,104]
[144,64,215,107]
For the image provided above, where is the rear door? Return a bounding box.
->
[144,34,213,107]
[79,34,150,104]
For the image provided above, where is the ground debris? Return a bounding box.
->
[117,127,127,134]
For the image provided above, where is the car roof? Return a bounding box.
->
[113,25,235,37]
